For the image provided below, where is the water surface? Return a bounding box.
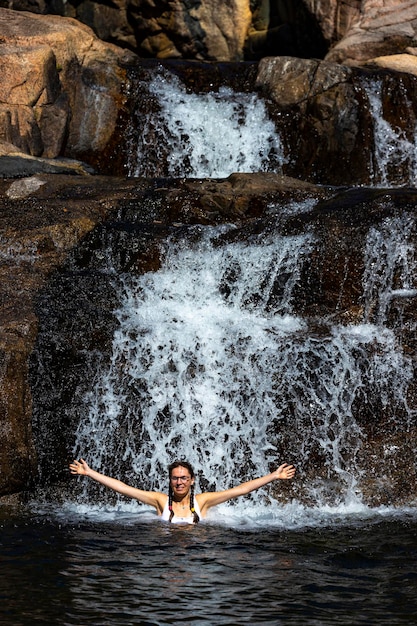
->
[2,503,416,625]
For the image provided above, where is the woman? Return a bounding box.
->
[69,458,296,524]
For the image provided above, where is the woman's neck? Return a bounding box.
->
[173,496,190,509]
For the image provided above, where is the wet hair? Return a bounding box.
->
[168,460,200,524]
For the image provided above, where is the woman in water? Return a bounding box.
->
[69,458,296,523]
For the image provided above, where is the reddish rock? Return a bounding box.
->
[323,0,417,66]
[0,8,135,164]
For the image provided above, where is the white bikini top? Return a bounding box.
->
[160,496,202,524]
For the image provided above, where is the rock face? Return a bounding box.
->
[302,0,361,46]
[245,0,328,59]
[0,174,115,496]
[1,173,416,505]
[1,3,417,506]
[8,0,417,66]
[9,0,254,61]
[0,8,133,165]
[2,4,417,182]
[255,56,372,185]
[258,53,417,186]
[12,0,327,61]
[2,4,417,185]
[129,0,252,61]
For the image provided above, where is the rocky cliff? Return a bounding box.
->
[2,2,417,500]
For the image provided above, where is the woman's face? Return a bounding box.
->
[170,465,194,498]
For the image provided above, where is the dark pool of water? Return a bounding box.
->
[1,505,417,625]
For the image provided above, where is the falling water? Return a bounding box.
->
[365,78,417,186]
[362,215,417,325]
[73,209,416,513]
[126,70,285,178]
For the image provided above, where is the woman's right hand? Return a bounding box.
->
[69,458,90,476]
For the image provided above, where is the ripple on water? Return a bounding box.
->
[1,503,417,625]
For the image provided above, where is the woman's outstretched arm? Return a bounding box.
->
[196,463,296,516]
[69,458,166,514]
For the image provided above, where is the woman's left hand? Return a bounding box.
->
[274,463,296,480]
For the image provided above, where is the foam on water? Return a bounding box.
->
[55,496,417,532]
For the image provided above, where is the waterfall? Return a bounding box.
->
[364,78,417,186]
[126,69,285,178]
[74,225,312,499]
[125,68,417,186]
[73,208,416,511]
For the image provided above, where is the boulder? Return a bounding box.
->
[0,142,95,178]
[0,8,135,166]
[7,0,417,67]
[10,0,253,62]
[255,55,417,185]
[128,0,252,61]
[255,56,364,184]
[324,0,417,66]
[9,0,328,61]
[256,55,353,110]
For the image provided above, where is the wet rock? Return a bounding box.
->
[0,172,323,494]
[255,55,417,185]
[256,56,363,184]
[0,174,122,496]
[256,56,353,111]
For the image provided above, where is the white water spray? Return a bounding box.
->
[75,226,312,497]
[74,211,415,511]
[127,71,285,178]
